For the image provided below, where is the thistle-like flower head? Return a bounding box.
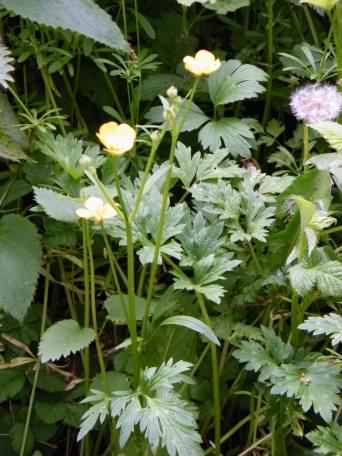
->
[0,43,14,89]
[290,83,342,124]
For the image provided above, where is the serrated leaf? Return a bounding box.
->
[289,258,342,297]
[271,361,342,422]
[0,0,128,51]
[39,319,96,363]
[198,118,254,155]
[208,60,267,107]
[0,215,41,321]
[33,187,82,223]
[307,424,342,455]
[310,121,342,152]
[299,313,342,346]
[161,315,220,346]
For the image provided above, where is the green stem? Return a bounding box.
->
[141,79,200,338]
[85,222,107,385]
[101,226,128,321]
[290,290,303,347]
[112,160,140,386]
[248,241,262,275]
[19,263,50,456]
[332,3,342,81]
[303,5,320,47]
[203,407,266,455]
[82,221,91,389]
[196,292,221,456]
[262,0,274,127]
[141,132,178,338]
[238,433,272,456]
[40,67,65,134]
[129,130,166,222]
[133,0,141,54]
[121,0,128,40]
[303,123,309,165]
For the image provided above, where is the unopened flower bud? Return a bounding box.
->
[167,86,178,99]
[79,154,93,170]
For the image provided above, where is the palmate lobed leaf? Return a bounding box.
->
[208,60,267,107]
[0,0,128,51]
[39,319,96,363]
[0,215,41,321]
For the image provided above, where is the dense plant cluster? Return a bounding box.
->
[1,0,342,455]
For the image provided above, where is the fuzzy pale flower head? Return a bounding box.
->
[290,84,342,124]
[97,122,136,155]
[183,50,221,77]
[76,196,117,224]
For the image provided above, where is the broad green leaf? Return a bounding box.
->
[198,118,254,155]
[208,60,267,107]
[39,319,96,363]
[0,370,26,402]
[0,0,128,51]
[35,401,67,424]
[280,169,332,210]
[33,187,82,223]
[161,315,220,346]
[307,153,342,191]
[310,121,342,152]
[0,215,41,321]
[299,313,342,346]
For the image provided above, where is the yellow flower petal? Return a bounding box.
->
[84,196,104,212]
[97,122,136,155]
[76,208,92,219]
[183,49,221,77]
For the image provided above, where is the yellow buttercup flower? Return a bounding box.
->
[183,50,221,77]
[97,121,136,155]
[76,197,117,224]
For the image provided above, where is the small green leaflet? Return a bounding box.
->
[299,313,342,346]
[0,0,128,51]
[161,315,220,346]
[39,319,96,363]
[0,215,41,321]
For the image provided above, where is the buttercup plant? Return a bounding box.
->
[2,3,342,456]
